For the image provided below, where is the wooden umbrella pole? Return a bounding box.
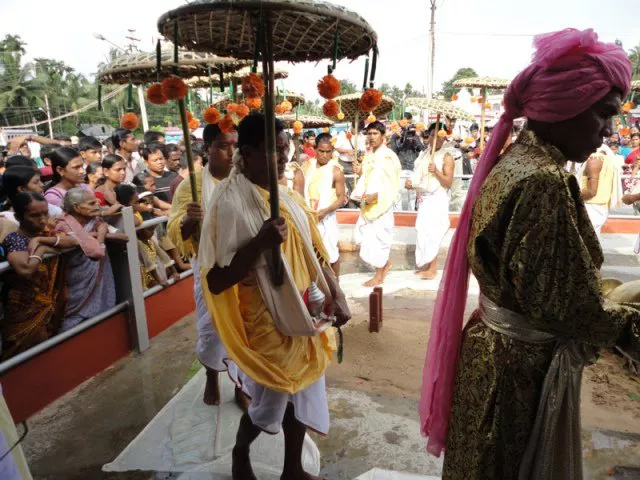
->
[178,98,199,203]
[480,86,487,150]
[294,133,300,164]
[354,110,360,165]
[262,13,283,286]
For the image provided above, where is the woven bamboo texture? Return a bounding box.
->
[213,92,305,110]
[185,66,288,88]
[157,0,377,62]
[97,44,248,85]
[405,97,475,121]
[334,92,394,122]
[276,114,334,128]
[632,80,640,92]
[453,76,510,89]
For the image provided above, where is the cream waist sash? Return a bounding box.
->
[478,294,597,480]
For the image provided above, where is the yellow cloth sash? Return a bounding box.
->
[358,145,401,221]
[582,154,615,206]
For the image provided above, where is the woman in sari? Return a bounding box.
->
[54,188,127,333]
[1,166,63,224]
[43,147,91,207]
[1,193,76,359]
[94,155,126,207]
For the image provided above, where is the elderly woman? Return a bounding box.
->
[54,188,126,333]
[1,192,76,359]
[420,29,640,479]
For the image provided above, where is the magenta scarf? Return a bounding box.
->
[419,28,632,456]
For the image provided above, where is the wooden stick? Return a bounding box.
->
[262,13,283,286]
[480,86,487,150]
[178,99,198,203]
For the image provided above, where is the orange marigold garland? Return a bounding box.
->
[464,136,474,144]
[337,111,345,120]
[227,103,240,115]
[203,106,221,124]
[399,119,409,128]
[146,83,167,105]
[620,127,631,136]
[322,100,340,117]
[236,104,250,119]
[317,74,341,100]
[322,127,330,133]
[416,122,425,132]
[293,121,303,135]
[186,110,194,122]
[275,104,286,115]
[390,121,400,133]
[188,118,201,130]
[245,97,262,111]
[346,131,353,140]
[161,76,188,100]
[120,112,139,130]
[280,99,293,113]
[241,73,265,99]
[451,94,459,101]
[359,88,383,113]
[218,115,235,133]
[437,129,447,138]
[622,101,634,113]
[366,114,377,124]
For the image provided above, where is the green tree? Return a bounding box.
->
[628,43,640,81]
[438,67,478,100]
[339,79,358,95]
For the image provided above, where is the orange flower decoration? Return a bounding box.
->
[241,73,265,98]
[622,101,634,113]
[477,97,484,104]
[146,83,167,105]
[330,137,337,146]
[437,129,447,138]
[416,122,425,132]
[293,120,304,135]
[323,100,340,117]
[245,97,262,111]
[227,103,240,115]
[236,104,250,119]
[337,111,345,120]
[470,96,477,103]
[188,118,201,130]
[161,76,188,100]
[484,102,491,109]
[390,121,400,133]
[451,94,459,101]
[346,131,353,140]
[359,88,383,113]
[366,114,377,124]
[399,119,409,128]
[120,112,139,130]
[620,127,631,136]
[275,104,286,115]
[317,74,341,100]
[203,106,221,124]
[218,115,235,133]
[187,110,194,122]
[322,127,329,133]
[280,99,293,113]
[464,136,474,144]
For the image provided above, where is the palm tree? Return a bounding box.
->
[628,43,640,81]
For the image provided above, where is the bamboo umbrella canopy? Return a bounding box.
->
[96,44,249,85]
[453,76,510,89]
[277,114,334,128]
[212,92,305,111]
[334,92,394,123]
[158,0,377,285]
[185,66,288,88]
[405,97,475,122]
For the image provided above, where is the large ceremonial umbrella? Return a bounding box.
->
[97,44,249,203]
[211,92,305,111]
[158,0,377,284]
[185,66,289,91]
[277,114,334,129]
[453,76,510,149]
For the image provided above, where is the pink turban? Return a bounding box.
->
[419,28,631,457]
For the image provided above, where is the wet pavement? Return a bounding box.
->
[17,233,640,479]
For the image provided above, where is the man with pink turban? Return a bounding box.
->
[418,28,640,479]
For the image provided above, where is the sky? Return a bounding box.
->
[4,0,640,103]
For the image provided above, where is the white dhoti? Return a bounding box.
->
[355,208,394,269]
[585,202,608,238]
[317,212,340,264]
[415,189,450,268]
[239,374,329,435]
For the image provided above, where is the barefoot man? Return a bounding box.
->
[352,121,401,286]
[167,123,249,408]
[305,132,347,277]
[406,122,453,280]
[198,114,350,480]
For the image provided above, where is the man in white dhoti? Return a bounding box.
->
[304,133,347,277]
[406,123,454,280]
[167,123,249,408]
[198,114,350,480]
[351,121,402,287]
[582,147,618,239]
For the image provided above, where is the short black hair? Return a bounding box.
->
[111,128,133,150]
[366,121,386,135]
[165,143,181,155]
[237,113,286,149]
[631,133,640,139]
[427,121,447,134]
[133,171,152,188]
[39,144,57,161]
[140,142,167,161]
[50,147,81,183]
[114,183,137,206]
[1,166,39,203]
[13,192,46,221]
[143,130,166,144]
[78,136,102,152]
[315,133,333,147]
[202,123,223,145]
[403,112,413,121]
[304,131,316,140]
[6,155,37,169]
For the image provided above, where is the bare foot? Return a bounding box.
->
[419,270,437,280]
[380,261,392,282]
[203,369,220,406]
[363,262,392,287]
[363,276,382,287]
[232,446,257,480]
[234,387,251,412]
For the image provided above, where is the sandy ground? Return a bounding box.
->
[326,288,640,437]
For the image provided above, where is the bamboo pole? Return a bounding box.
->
[177,99,198,203]
[261,14,284,286]
[480,86,487,150]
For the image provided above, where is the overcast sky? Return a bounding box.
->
[4,0,639,102]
